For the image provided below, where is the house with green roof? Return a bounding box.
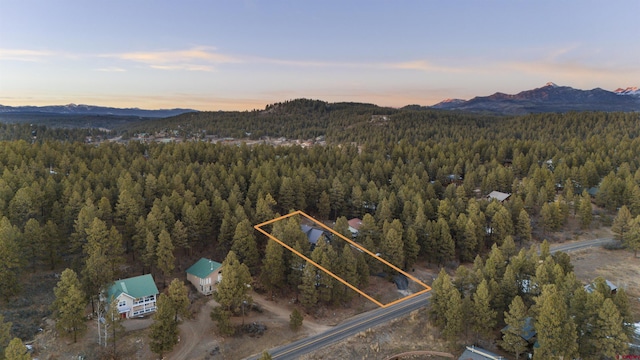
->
[186,258,222,295]
[107,274,159,318]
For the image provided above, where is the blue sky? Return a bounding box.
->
[1,1,638,111]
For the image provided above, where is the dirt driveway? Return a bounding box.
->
[166,298,218,360]
[163,293,331,360]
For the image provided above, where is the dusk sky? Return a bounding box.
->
[1,1,638,111]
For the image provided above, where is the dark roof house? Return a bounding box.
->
[501,317,536,342]
[584,278,618,295]
[301,224,330,245]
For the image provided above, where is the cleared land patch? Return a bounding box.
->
[254,211,431,308]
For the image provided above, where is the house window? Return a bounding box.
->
[118,300,126,307]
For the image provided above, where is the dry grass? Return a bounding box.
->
[571,246,640,321]
[300,310,453,360]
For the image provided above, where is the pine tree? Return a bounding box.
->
[403,227,420,269]
[612,288,635,338]
[0,314,12,359]
[215,251,252,320]
[255,193,277,224]
[516,209,532,243]
[501,296,529,359]
[484,244,506,281]
[210,307,234,336]
[115,187,144,251]
[429,268,454,328]
[539,239,551,260]
[623,216,640,257]
[42,220,62,270]
[289,308,303,331]
[287,242,306,291]
[51,268,87,343]
[575,290,605,356]
[171,219,189,255]
[149,294,179,357]
[156,229,175,287]
[630,184,640,216]
[578,191,593,229]
[472,279,497,342]
[82,218,116,313]
[142,230,157,274]
[459,217,478,263]
[339,244,358,301]
[317,191,331,220]
[436,218,455,266]
[540,202,557,233]
[334,216,351,239]
[22,218,43,270]
[356,213,380,246]
[82,252,109,316]
[4,338,30,360]
[231,219,260,275]
[612,205,632,241]
[260,239,286,297]
[500,235,517,259]
[380,228,404,270]
[355,251,370,288]
[0,217,24,300]
[412,206,430,257]
[500,265,519,315]
[533,284,578,360]
[491,206,514,245]
[453,265,478,298]
[105,225,125,277]
[443,287,464,342]
[166,278,191,323]
[96,196,113,224]
[310,239,334,304]
[104,298,125,357]
[218,211,237,253]
[592,298,628,358]
[298,263,318,313]
[278,177,296,213]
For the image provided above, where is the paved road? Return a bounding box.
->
[254,292,431,360]
[250,237,617,359]
[550,237,615,253]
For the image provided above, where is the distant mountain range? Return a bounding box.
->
[0,104,196,118]
[2,83,638,123]
[431,83,640,114]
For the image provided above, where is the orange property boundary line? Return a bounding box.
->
[254,210,431,308]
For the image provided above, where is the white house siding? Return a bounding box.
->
[116,293,157,318]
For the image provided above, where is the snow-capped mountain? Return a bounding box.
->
[614,87,640,97]
[432,83,640,114]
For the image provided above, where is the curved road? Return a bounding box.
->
[549,237,614,253]
[250,237,617,360]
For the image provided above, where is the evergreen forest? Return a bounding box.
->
[0,101,639,357]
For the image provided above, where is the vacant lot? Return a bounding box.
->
[571,246,640,322]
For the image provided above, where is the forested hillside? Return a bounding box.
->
[0,106,639,354]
